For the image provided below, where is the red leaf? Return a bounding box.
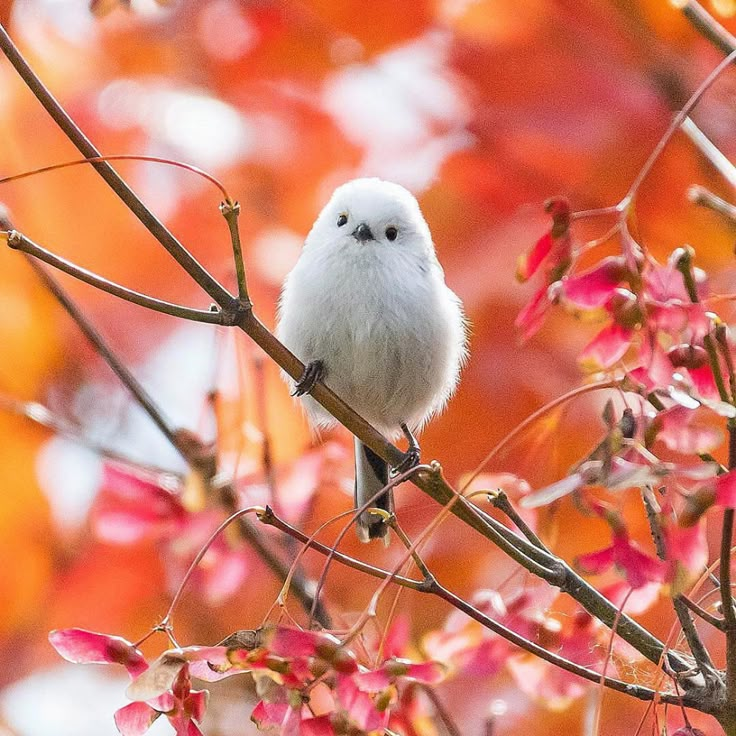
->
[562,256,627,309]
[516,231,553,282]
[717,471,736,508]
[114,702,160,736]
[48,628,148,677]
[578,322,633,371]
[515,285,553,341]
[251,700,289,729]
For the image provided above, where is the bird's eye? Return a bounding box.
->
[385,226,398,241]
[337,214,348,227]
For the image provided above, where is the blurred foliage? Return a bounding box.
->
[1,0,736,734]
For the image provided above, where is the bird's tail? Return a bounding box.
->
[354,437,392,544]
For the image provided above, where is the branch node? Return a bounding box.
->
[6,229,21,248]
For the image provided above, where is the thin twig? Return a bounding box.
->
[681,0,736,57]
[257,507,425,590]
[621,49,736,209]
[682,118,736,189]
[0,393,179,475]
[643,485,719,681]
[487,489,547,550]
[220,200,249,305]
[723,426,736,699]
[388,517,436,583]
[689,185,736,225]
[420,685,462,736]
[6,230,227,325]
[678,594,725,631]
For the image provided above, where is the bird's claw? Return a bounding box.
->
[292,360,325,397]
[392,422,421,475]
[392,447,420,476]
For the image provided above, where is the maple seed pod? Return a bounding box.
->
[308,657,329,679]
[543,195,571,237]
[609,288,641,328]
[667,343,709,370]
[330,647,359,674]
[680,486,716,527]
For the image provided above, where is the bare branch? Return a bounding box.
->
[6,230,227,325]
[681,0,736,57]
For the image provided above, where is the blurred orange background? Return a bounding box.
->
[1,0,736,734]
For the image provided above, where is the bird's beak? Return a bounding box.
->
[352,222,375,243]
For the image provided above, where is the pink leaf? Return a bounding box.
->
[717,471,736,508]
[337,675,386,732]
[251,700,289,729]
[188,690,209,722]
[612,532,666,589]
[654,406,723,455]
[268,626,339,658]
[666,522,709,581]
[114,702,160,736]
[562,257,626,309]
[576,546,616,576]
[48,628,148,677]
[578,322,633,371]
[301,715,337,736]
[516,232,553,282]
[515,285,553,341]
[93,464,185,544]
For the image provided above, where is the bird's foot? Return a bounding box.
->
[292,360,325,397]
[392,423,421,475]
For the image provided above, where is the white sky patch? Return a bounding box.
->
[36,437,104,532]
[96,79,253,217]
[251,226,304,286]
[97,79,253,169]
[13,0,96,44]
[0,665,170,736]
[322,31,471,191]
[197,0,258,62]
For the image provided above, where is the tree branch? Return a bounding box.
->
[681,0,736,57]
[6,230,227,325]
[258,506,700,708]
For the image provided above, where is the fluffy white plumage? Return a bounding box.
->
[276,177,467,541]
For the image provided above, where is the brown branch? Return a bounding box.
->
[258,507,426,591]
[681,0,736,57]
[6,231,227,325]
[689,185,736,225]
[724,427,736,701]
[258,506,698,708]
[21,249,331,628]
[24,255,190,459]
[419,685,462,736]
[678,594,725,632]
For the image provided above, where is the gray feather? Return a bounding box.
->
[354,438,392,543]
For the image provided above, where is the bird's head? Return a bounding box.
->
[307,177,434,257]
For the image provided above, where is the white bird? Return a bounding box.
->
[276,178,467,542]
